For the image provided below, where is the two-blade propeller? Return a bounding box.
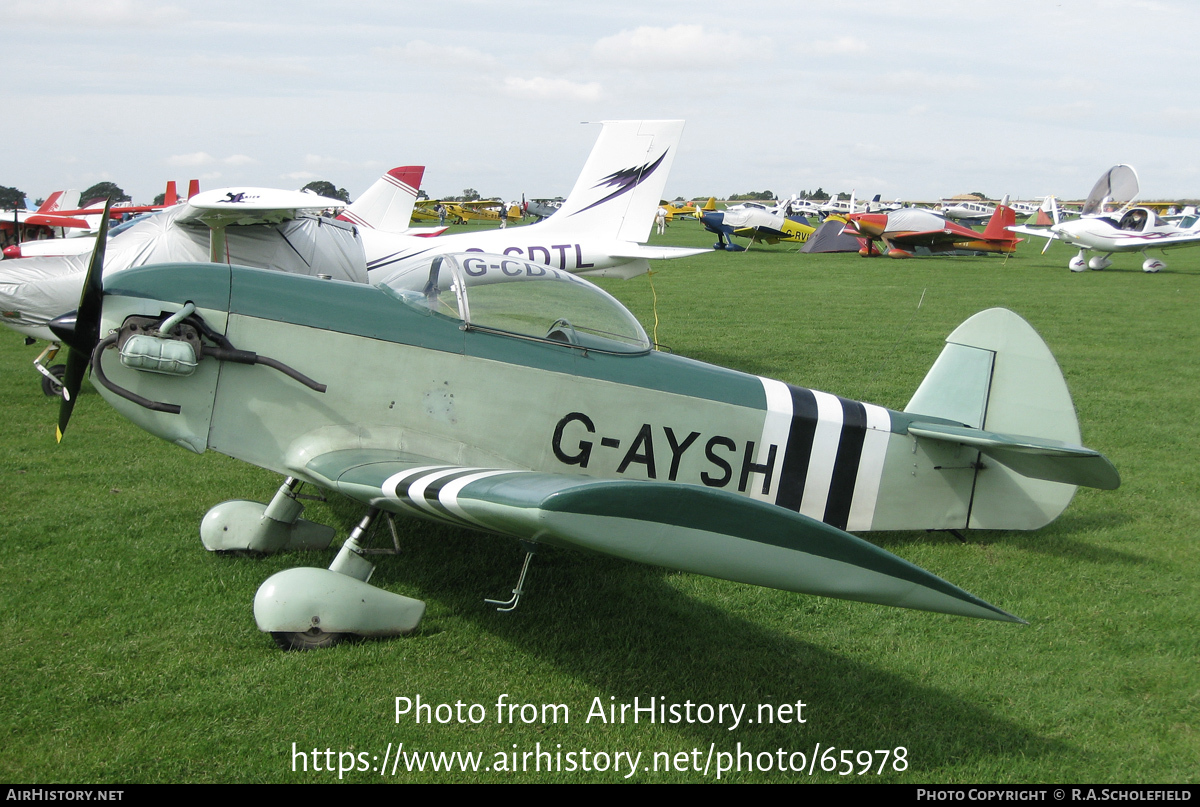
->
[48,199,112,441]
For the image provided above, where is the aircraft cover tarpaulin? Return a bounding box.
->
[112,207,366,283]
[800,219,862,253]
[0,253,93,334]
[220,215,366,284]
[0,209,367,338]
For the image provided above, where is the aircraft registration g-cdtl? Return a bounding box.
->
[51,217,1119,648]
[361,120,709,283]
[1009,165,1200,272]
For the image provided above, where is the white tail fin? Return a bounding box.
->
[549,120,684,243]
[339,166,425,233]
[37,190,80,213]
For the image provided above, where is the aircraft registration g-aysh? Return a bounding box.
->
[52,218,1118,649]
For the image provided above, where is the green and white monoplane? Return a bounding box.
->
[51,236,1119,649]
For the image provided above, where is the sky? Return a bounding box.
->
[6,0,1200,205]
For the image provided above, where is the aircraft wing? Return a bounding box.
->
[301,449,1022,622]
[1007,225,1057,241]
[175,187,347,227]
[5,213,91,230]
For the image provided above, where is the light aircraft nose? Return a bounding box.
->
[847,214,887,238]
[2,245,20,259]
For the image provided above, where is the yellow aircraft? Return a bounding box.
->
[457,200,521,223]
[658,199,700,221]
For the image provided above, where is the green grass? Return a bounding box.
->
[0,219,1196,782]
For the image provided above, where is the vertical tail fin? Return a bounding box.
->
[981,199,1017,242]
[338,166,425,233]
[549,120,685,243]
[1032,196,1058,226]
[905,309,1091,529]
[38,190,79,213]
[163,181,178,207]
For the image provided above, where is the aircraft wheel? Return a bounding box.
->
[271,628,349,651]
[41,364,66,398]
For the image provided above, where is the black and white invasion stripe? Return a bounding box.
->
[757,378,891,531]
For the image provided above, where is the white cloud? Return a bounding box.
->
[167,152,216,167]
[166,153,257,167]
[808,36,869,56]
[593,24,769,67]
[502,76,602,101]
[373,40,498,71]
[9,0,186,27]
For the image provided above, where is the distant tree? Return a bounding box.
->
[0,185,26,209]
[461,188,480,202]
[301,180,351,203]
[416,190,429,200]
[800,188,829,201]
[153,192,166,206]
[836,191,850,200]
[727,190,774,201]
[673,196,684,202]
[79,182,131,206]
[969,192,988,201]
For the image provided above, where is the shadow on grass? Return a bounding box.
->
[327,498,1068,773]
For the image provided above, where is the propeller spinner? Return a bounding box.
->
[48,199,112,441]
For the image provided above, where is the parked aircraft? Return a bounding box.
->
[696,198,815,250]
[3,181,201,260]
[360,120,708,282]
[2,191,88,248]
[1008,165,1197,272]
[659,199,699,221]
[844,198,1020,258]
[50,240,1118,647]
[524,197,564,221]
[940,199,996,222]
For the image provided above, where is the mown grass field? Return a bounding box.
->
[0,218,1196,783]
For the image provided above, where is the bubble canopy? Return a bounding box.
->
[379,253,652,354]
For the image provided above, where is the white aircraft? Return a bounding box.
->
[1009,165,1200,272]
[813,192,896,217]
[361,120,707,284]
[940,199,996,222]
